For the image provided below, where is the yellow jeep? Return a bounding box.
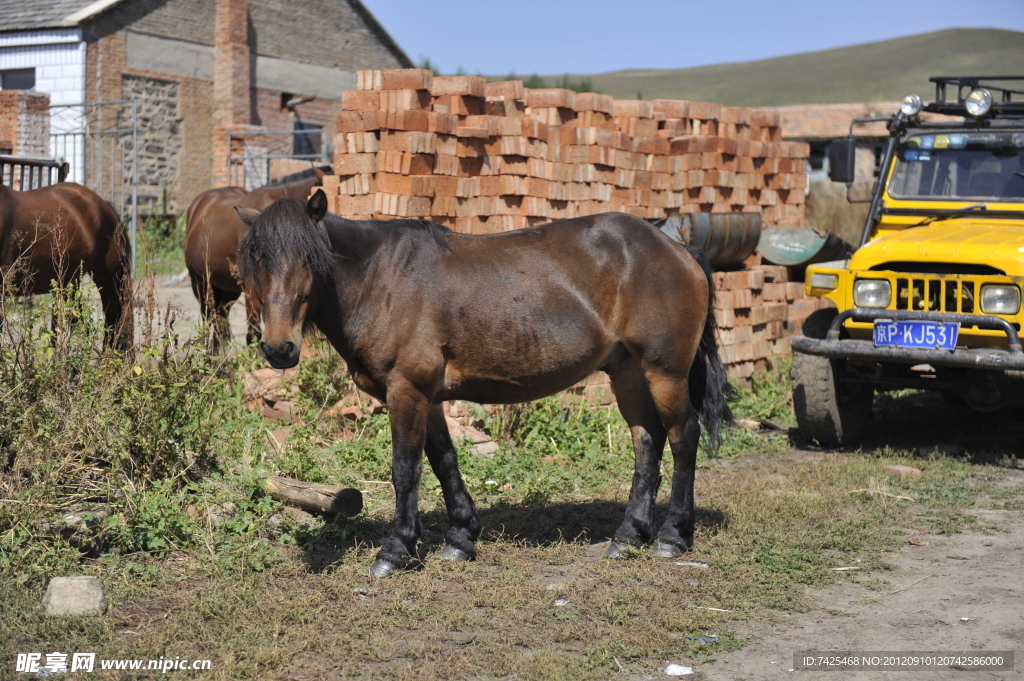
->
[793,76,1024,445]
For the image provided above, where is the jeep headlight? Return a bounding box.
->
[853,279,891,308]
[900,94,923,116]
[965,88,993,117]
[980,285,1021,314]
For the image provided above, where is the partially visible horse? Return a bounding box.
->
[0,181,132,350]
[236,190,733,578]
[184,165,330,345]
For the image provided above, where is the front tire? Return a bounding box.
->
[792,308,873,446]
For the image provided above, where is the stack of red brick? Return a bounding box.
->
[713,264,832,381]
[322,69,809,233]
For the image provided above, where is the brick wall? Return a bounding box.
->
[82,0,408,206]
[248,0,408,71]
[0,89,51,157]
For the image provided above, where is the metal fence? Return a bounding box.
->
[50,99,138,273]
[0,154,68,190]
[227,128,329,189]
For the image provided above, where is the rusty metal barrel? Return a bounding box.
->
[657,213,761,269]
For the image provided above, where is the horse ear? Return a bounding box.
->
[235,206,259,225]
[307,189,328,223]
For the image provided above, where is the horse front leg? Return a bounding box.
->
[424,403,481,562]
[370,382,432,578]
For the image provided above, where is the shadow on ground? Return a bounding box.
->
[298,499,727,573]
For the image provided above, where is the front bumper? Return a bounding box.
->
[791,308,1024,371]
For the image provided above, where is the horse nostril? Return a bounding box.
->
[259,341,271,356]
[282,341,296,356]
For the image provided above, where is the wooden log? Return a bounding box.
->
[263,475,363,516]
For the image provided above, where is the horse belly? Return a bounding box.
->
[439,326,613,404]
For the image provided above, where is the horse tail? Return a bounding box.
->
[683,244,735,452]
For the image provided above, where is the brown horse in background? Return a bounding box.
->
[236,190,733,578]
[0,181,132,350]
[184,166,329,346]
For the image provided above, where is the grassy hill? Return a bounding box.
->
[540,29,1024,106]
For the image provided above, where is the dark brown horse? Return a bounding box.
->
[0,181,132,350]
[236,190,733,577]
[184,166,329,345]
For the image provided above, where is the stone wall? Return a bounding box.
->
[122,75,183,204]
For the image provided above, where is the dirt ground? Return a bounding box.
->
[139,274,249,342]
[689,504,1023,680]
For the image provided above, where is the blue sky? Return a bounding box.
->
[362,0,1024,76]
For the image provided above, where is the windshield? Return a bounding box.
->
[888,132,1024,201]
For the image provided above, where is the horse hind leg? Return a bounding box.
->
[95,266,133,352]
[193,273,236,351]
[210,286,238,349]
[423,404,481,562]
[644,370,701,557]
[607,357,668,559]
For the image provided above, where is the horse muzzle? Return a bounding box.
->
[259,340,300,369]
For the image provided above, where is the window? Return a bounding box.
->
[1,68,36,90]
[293,120,324,157]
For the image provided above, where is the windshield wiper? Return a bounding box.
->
[908,203,988,228]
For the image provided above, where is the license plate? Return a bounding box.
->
[873,320,959,350]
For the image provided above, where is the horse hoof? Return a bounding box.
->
[368,559,399,578]
[651,540,684,558]
[605,541,635,560]
[437,545,472,562]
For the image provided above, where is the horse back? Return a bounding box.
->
[0,183,123,285]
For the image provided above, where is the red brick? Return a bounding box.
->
[336,110,384,132]
[527,88,576,109]
[611,99,655,118]
[689,101,721,120]
[380,69,433,91]
[485,80,525,100]
[651,99,689,118]
[333,153,377,174]
[341,90,380,111]
[430,75,486,97]
[575,92,614,113]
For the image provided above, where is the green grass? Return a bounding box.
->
[136,213,186,276]
[527,28,1024,106]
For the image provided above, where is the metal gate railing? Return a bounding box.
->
[227,128,329,189]
[50,99,139,273]
[0,154,68,190]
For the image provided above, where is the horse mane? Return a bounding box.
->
[237,198,334,282]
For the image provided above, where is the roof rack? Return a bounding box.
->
[925,76,1024,117]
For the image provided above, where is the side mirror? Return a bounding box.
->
[828,137,857,184]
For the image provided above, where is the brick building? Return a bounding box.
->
[0,0,410,209]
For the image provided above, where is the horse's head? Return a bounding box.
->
[235,190,332,369]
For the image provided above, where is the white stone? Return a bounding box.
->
[43,576,106,617]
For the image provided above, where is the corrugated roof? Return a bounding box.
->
[0,0,107,31]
